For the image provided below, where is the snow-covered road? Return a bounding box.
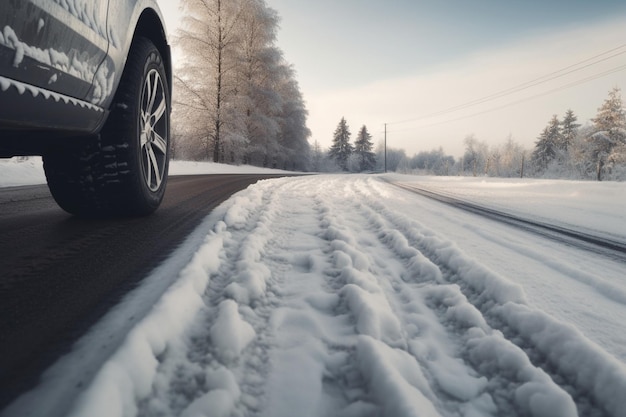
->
[3,171,626,417]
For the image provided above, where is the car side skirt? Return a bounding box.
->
[0,75,108,156]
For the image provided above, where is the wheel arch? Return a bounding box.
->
[131,9,172,105]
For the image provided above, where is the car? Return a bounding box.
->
[0,0,172,216]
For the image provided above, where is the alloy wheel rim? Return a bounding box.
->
[139,68,168,192]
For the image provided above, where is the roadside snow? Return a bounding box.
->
[2,162,625,417]
[0,157,46,187]
[0,157,295,188]
[169,160,298,176]
[386,174,626,240]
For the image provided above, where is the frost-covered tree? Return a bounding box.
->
[492,135,526,178]
[531,115,560,173]
[587,87,626,180]
[560,124,595,180]
[462,134,489,176]
[409,148,455,176]
[174,0,243,162]
[560,109,580,152]
[386,148,408,172]
[173,0,310,169]
[274,72,311,170]
[234,0,281,166]
[310,140,324,171]
[329,117,353,171]
[532,127,553,173]
[375,142,406,172]
[353,125,376,172]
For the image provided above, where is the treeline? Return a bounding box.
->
[380,87,626,181]
[171,0,311,171]
[530,87,626,181]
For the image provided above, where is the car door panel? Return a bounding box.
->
[0,0,109,102]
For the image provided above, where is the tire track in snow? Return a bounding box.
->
[355,177,626,417]
[250,176,588,417]
[258,177,376,417]
[331,178,576,417]
[264,176,448,416]
[134,179,295,417]
[315,184,464,417]
[141,177,374,417]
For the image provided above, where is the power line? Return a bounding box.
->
[385,62,626,133]
[389,43,626,126]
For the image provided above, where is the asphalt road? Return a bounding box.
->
[0,174,286,409]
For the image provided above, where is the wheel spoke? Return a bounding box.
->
[141,109,150,126]
[148,145,162,188]
[152,95,167,124]
[144,75,153,112]
[153,132,167,154]
[146,72,159,115]
[144,144,153,187]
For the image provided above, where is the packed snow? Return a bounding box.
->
[1,158,626,417]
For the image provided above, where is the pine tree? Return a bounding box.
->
[531,115,560,172]
[560,109,580,151]
[588,87,626,180]
[531,127,552,172]
[354,125,376,172]
[329,117,353,171]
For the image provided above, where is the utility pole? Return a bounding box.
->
[384,123,387,173]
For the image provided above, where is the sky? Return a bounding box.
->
[158,0,626,157]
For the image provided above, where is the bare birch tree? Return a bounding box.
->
[174,0,243,162]
[173,0,310,168]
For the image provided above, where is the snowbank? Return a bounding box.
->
[67,231,225,417]
[0,157,296,188]
[386,174,626,239]
[0,157,46,187]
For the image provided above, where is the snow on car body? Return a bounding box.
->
[0,0,172,216]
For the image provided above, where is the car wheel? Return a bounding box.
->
[44,37,170,216]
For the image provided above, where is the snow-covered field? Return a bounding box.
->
[2,158,626,417]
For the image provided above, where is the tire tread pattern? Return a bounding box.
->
[44,37,169,217]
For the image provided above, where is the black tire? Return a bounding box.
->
[44,37,170,217]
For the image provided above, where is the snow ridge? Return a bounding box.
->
[358,177,626,416]
[67,230,225,417]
